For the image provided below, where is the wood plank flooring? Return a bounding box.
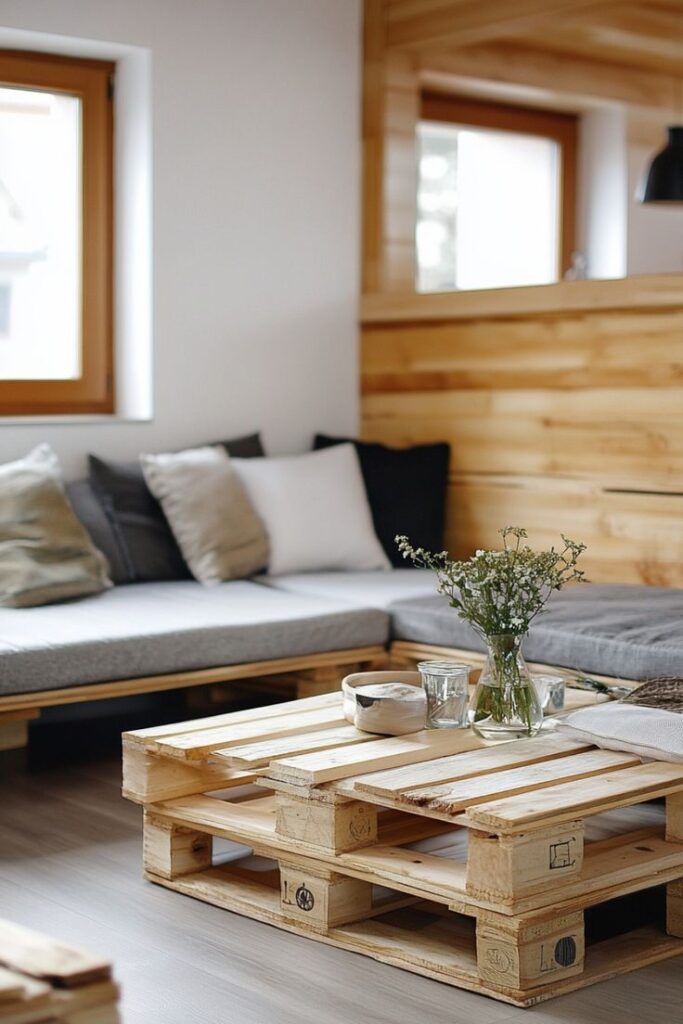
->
[1,750,682,1023]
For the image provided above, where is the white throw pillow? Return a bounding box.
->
[232,444,390,575]
[557,703,683,763]
[141,446,268,585]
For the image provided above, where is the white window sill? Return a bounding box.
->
[0,414,152,426]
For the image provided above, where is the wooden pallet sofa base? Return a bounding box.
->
[123,692,683,1006]
[0,918,119,1024]
[389,640,639,689]
[0,645,387,752]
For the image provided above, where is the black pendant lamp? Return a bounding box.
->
[639,126,683,203]
[640,21,683,205]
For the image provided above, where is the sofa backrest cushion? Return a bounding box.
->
[314,434,450,567]
[0,444,112,607]
[141,446,268,584]
[233,444,390,575]
[65,479,131,585]
[88,433,264,583]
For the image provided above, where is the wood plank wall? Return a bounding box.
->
[361,291,683,586]
[360,1,683,587]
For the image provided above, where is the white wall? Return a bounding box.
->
[0,0,361,476]
[577,107,628,280]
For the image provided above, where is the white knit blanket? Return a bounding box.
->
[557,703,683,763]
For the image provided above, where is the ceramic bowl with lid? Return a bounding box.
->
[341,670,426,735]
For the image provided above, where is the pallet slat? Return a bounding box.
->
[0,921,110,989]
[349,735,590,799]
[401,749,641,815]
[268,728,486,786]
[467,762,683,831]
[126,690,342,746]
[215,725,374,769]
[0,968,29,1005]
[153,704,348,762]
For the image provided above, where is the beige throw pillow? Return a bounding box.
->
[140,446,268,585]
[0,444,112,608]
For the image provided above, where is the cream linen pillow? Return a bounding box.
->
[140,446,268,584]
[0,444,112,607]
[232,443,391,575]
[558,703,683,763]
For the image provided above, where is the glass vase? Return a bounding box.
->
[469,634,543,739]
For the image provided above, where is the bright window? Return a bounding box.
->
[416,95,577,294]
[0,51,113,414]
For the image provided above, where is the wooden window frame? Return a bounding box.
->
[420,92,578,281]
[0,50,114,415]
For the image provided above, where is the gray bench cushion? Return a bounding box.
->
[259,569,437,609]
[0,581,389,695]
[390,584,683,681]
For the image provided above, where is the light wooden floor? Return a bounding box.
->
[1,751,682,1024]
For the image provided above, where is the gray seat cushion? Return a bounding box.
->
[0,581,389,695]
[259,569,437,610]
[390,584,683,681]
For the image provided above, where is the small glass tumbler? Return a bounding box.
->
[418,661,471,729]
[532,673,566,712]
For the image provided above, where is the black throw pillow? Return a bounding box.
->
[314,434,450,568]
[89,433,264,583]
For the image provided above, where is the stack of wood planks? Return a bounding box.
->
[123,691,683,1007]
[0,919,119,1023]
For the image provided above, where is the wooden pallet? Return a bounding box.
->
[123,691,683,1007]
[0,919,120,1023]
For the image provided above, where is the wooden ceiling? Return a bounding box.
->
[385,1,683,110]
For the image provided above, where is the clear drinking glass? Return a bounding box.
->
[418,661,470,729]
[532,673,566,712]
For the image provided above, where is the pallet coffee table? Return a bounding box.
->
[123,691,683,1007]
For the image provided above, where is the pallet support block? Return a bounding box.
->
[476,911,585,992]
[275,793,378,853]
[466,821,584,903]
[123,740,250,803]
[0,710,38,752]
[280,861,373,932]
[667,879,683,938]
[666,792,683,842]
[143,813,213,880]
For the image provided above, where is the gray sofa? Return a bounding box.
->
[0,570,435,698]
[388,582,683,681]
[1,568,681,703]
[260,573,683,682]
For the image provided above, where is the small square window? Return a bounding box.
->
[416,95,577,294]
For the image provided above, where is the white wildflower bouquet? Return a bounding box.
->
[396,528,587,737]
[396,527,587,640]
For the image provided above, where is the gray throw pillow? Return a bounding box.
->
[65,479,130,584]
[89,432,264,583]
[0,445,112,607]
[140,446,268,584]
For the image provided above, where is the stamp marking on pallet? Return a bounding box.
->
[123,691,683,1007]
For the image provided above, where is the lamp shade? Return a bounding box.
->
[639,126,683,203]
